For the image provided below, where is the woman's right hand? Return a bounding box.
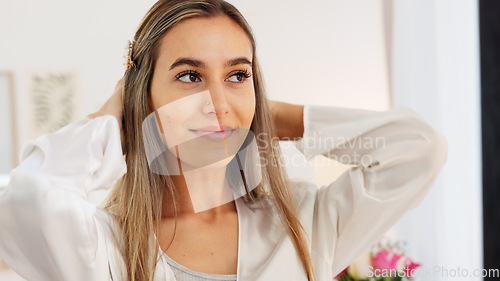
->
[87,78,125,152]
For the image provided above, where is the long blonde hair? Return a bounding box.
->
[102,1,317,280]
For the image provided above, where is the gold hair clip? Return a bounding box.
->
[125,40,136,70]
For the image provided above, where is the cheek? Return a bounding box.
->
[155,99,203,149]
[150,76,179,110]
[151,90,171,110]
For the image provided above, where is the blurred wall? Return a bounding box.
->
[390,1,482,280]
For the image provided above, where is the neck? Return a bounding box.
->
[161,164,236,219]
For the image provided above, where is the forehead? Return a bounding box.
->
[156,15,253,65]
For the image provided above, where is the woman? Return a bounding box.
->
[0,0,448,281]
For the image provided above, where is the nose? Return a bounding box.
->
[205,83,230,120]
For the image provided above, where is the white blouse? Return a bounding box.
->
[0,104,448,281]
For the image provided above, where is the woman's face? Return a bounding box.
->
[149,15,256,170]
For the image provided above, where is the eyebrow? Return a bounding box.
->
[169,57,252,70]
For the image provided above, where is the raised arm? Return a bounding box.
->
[288,104,448,278]
[0,81,127,281]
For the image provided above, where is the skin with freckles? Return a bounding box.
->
[152,90,249,173]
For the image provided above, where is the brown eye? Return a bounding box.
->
[177,71,201,83]
[228,73,243,82]
[226,70,251,83]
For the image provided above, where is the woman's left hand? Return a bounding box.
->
[268,100,304,141]
[87,78,125,152]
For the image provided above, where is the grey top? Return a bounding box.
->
[163,253,237,281]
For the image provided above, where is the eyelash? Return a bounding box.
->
[175,69,252,83]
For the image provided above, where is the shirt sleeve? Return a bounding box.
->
[0,115,127,281]
[293,104,448,277]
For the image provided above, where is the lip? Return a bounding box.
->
[192,125,235,132]
[189,125,236,141]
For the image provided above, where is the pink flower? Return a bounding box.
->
[403,258,421,278]
[372,250,402,270]
[334,266,349,279]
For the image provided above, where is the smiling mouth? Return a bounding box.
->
[188,128,236,141]
[189,129,232,133]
